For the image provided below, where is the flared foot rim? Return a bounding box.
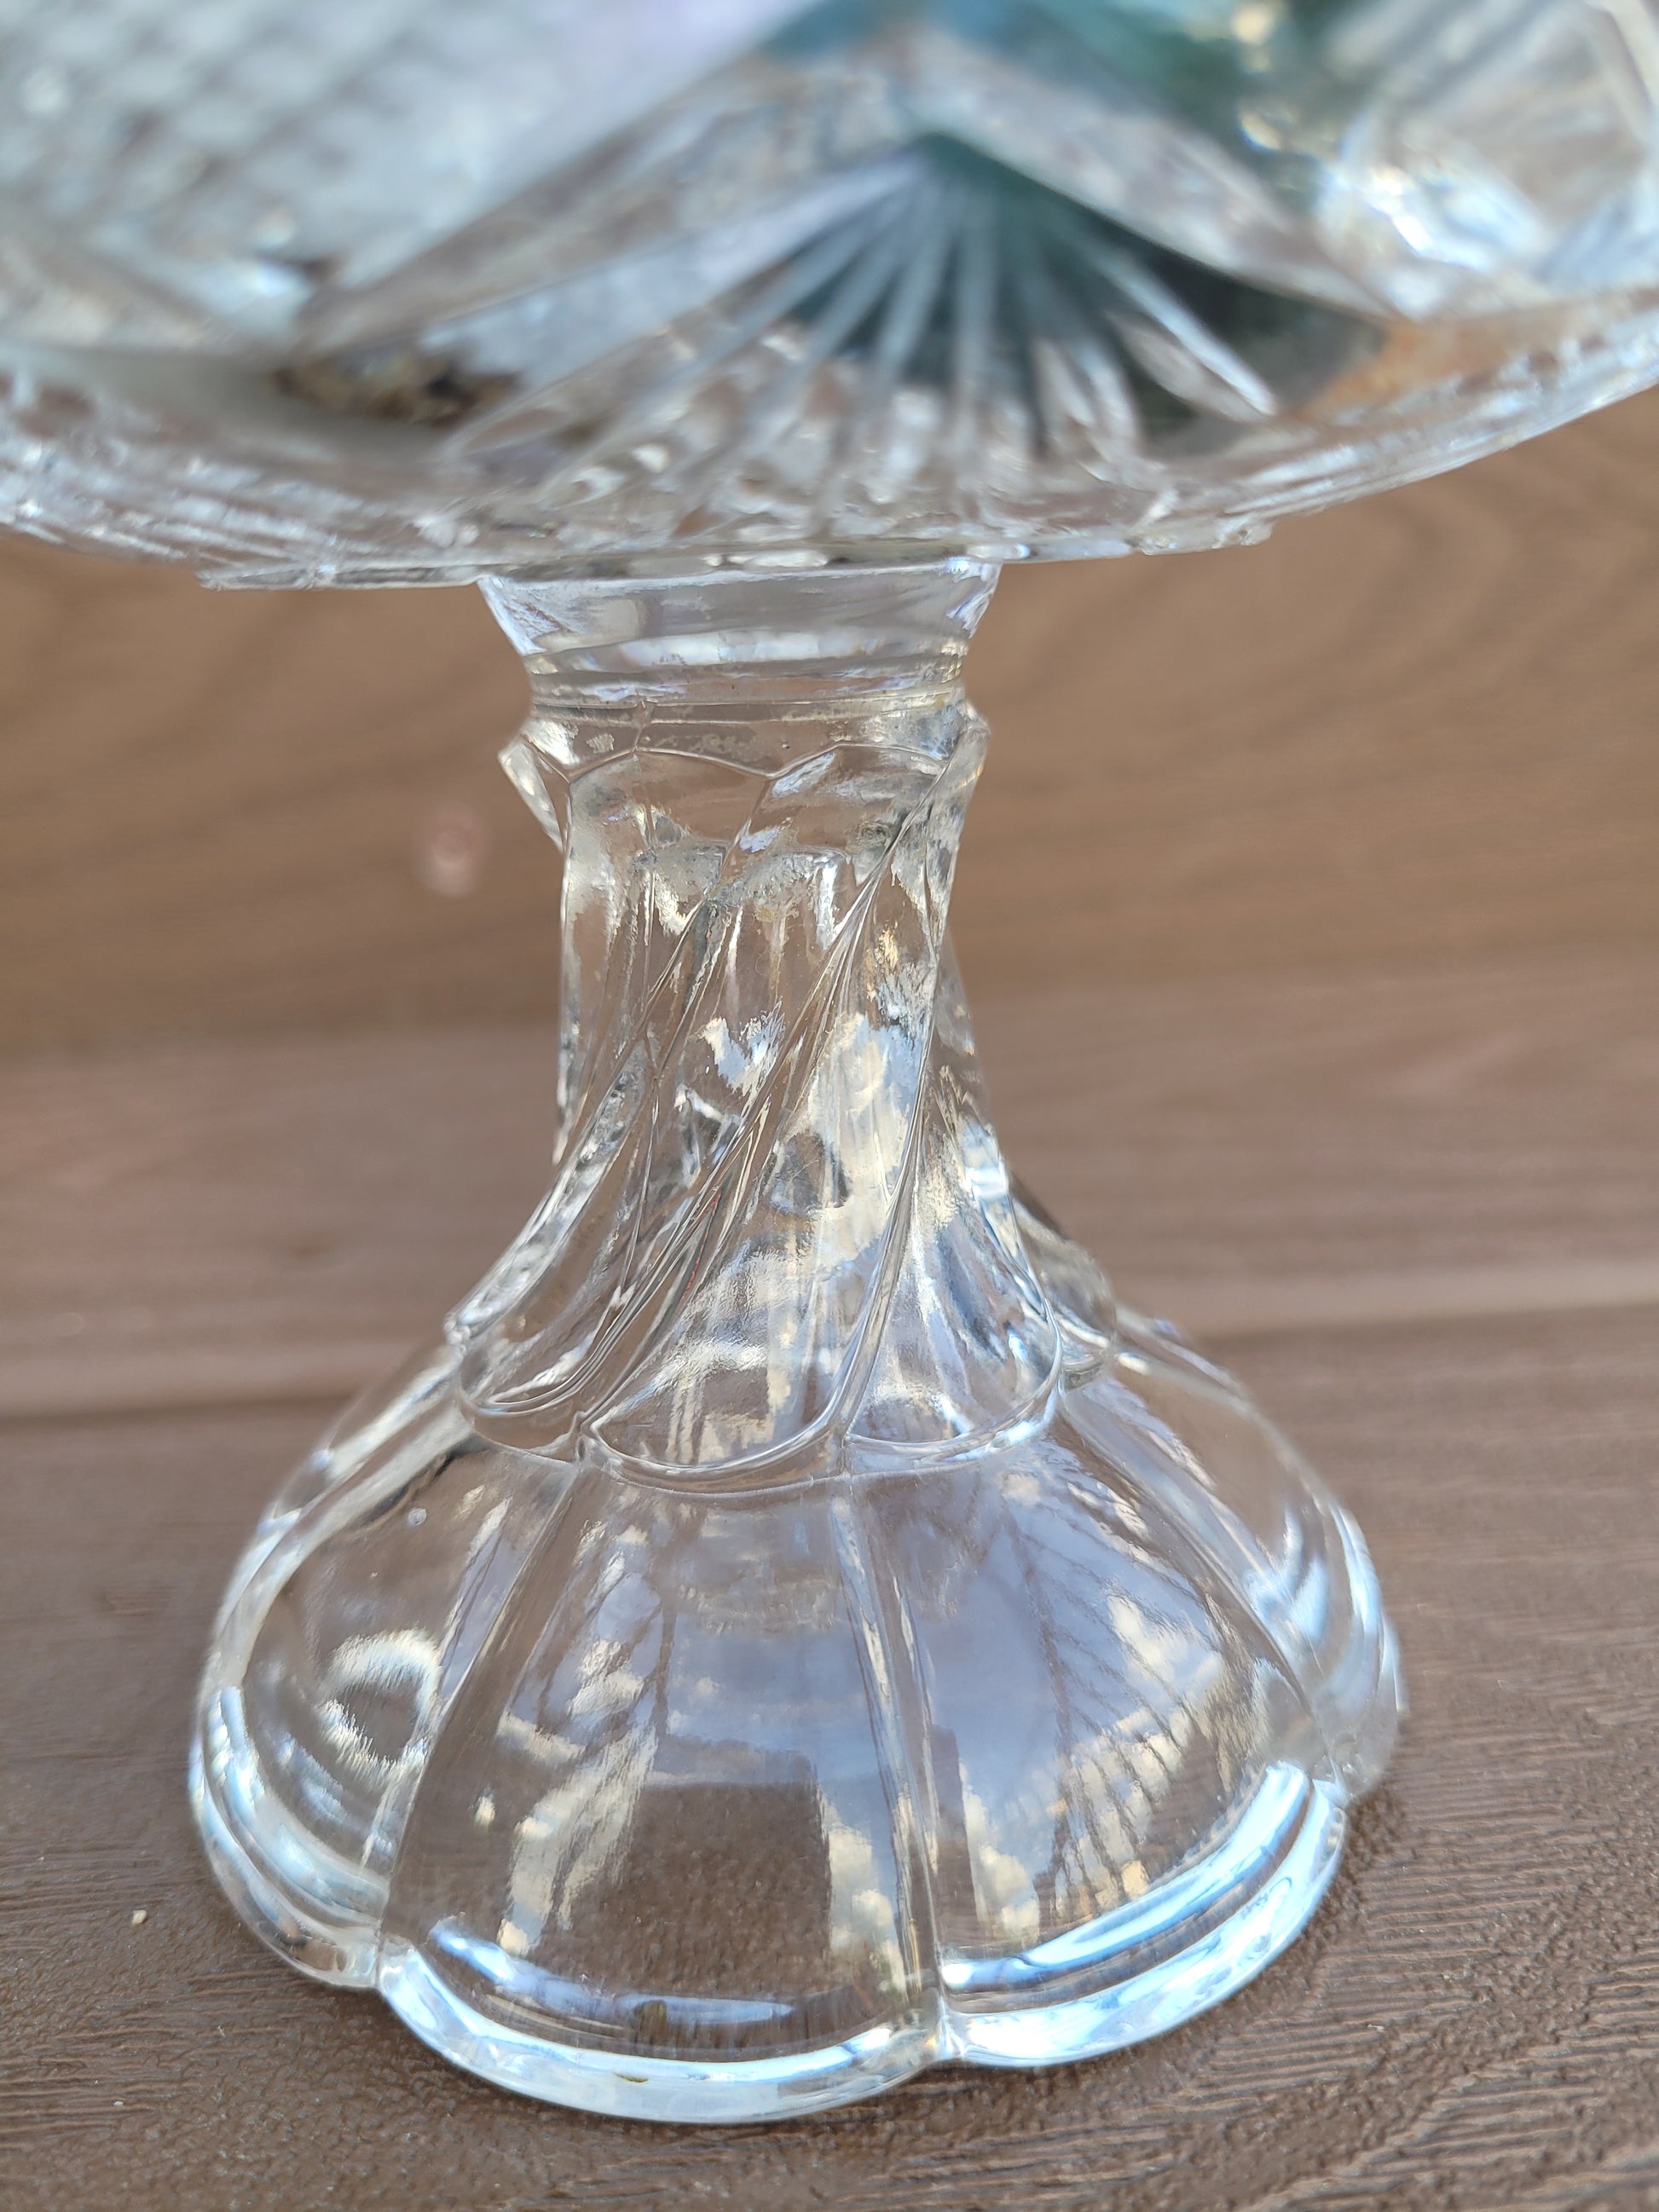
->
[192,1729,1348,2125]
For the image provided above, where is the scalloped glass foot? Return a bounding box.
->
[193,1295,1399,2123]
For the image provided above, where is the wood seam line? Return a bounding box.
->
[5,1260,1659,1423]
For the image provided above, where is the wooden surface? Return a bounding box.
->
[5,953,1659,2209]
[6,384,1659,1051]
[5,950,1659,1420]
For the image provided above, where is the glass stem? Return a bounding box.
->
[449,559,1066,1484]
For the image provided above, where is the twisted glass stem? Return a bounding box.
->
[454,561,1067,1481]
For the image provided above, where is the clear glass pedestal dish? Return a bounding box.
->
[13,0,1659,2129]
[191,560,1401,2121]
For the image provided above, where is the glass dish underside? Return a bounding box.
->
[3,0,1659,580]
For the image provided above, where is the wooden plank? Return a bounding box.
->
[3,950,1656,1421]
[5,388,1659,1049]
[0,540,548,1050]
[4,1304,1659,2209]
[0,1020,556,1418]
[978,951,1659,1326]
[962,381,1659,997]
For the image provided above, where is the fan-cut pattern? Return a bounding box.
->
[2,0,1657,575]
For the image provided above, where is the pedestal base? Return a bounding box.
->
[193,1280,1399,2123]
[192,564,1398,2119]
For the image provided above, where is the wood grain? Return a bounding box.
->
[3,950,1656,1421]
[5,387,1659,1048]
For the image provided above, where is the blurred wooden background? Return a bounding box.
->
[5,384,1659,1053]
